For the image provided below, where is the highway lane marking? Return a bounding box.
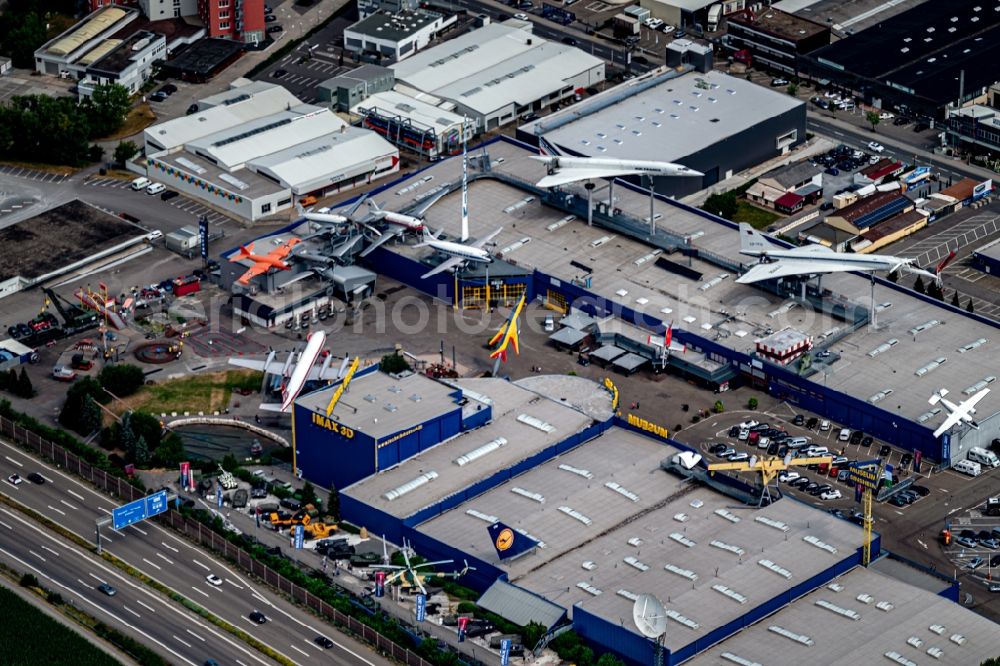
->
[42,545,59,557]
[191,559,210,570]
[99,507,113,515]
[5,455,23,467]
[39,474,53,483]
[161,541,179,553]
[290,645,310,657]
[66,489,85,501]
[124,605,141,618]
[186,629,206,642]
[142,557,162,570]
[46,505,65,516]
[918,539,928,550]
[135,599,156,613]
[251,590,271,606]
[131,525,148,536]
[156,552,174,565]
[225,578,244,590]
[88,572,107,584]
[172,635,192,649]
[29,549,46,561]
[60,499,79,511]
[78,578,90,588]
[0,520,10,530]
[190,586,210,598]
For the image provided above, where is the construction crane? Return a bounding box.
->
[708,452,834,506]
[42,287,98,333]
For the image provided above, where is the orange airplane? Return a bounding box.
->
[230,238,301,285]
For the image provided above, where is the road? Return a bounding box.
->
[0,439,390,666]
[0,501,262,666]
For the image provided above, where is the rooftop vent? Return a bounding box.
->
[409,394,422,402]
[758,559,791,579]
[768,626,813,646]
[868,338,899,357]
[623,556,649,571]
[383,403,398,413]
[929,624,946,635]
[454,437,507,466]
[915,357,947,376]
[576,582,601,596]
[827,583,844,592]
[720,654,761,666]
[908,320,940,336]
[665,609,699,630]
[713,584,748,604]
[876,601,894,612]
[869,389,893,404]
[907,637,923,648]
[918,407,943,422]
[669,532,696,548]
[857,594,874,604]
[815,599,861,620]
[755,516,789,532]
[558,506,592,525]
[617,589,639,601]
[715,508,741,523]
[558,464,593,479]
[963,376,996,394]
[803,535,838,554]
[957,338,988,352]
[582,561,596,570]
[885,652,917,666]
[627,537,643,547]
[517,414,555,433]
[664,563,697,581]
[949,634,966,645]
[927,647,945,659]
[510,487,544,503]
[605,481,640,502]
[710,540,745,556]
[465,509,498,523]
[383,471,438,501]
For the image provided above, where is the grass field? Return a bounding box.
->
[101,104,158,142]
[0,584,120,666]
[732,201,781,229]
[113,370,263,415]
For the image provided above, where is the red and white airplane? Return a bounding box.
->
[647,323,686,355]
[229,331,349,411]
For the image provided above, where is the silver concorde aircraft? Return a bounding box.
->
[929,387,991,438]
[530,155,703,188]
[736,223,938,284]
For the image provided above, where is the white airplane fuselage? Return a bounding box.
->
[281,330,326,411]
[304,212,350,225]
[537,155,700,177]
[382,211,424,231]
[743,247,916,272]
[424,239,492,262]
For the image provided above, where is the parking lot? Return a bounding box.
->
[83,175,237,227]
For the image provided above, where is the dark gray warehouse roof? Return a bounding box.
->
[478,580,566,628]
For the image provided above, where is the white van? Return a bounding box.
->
[131,176,151,190]
[968,447,1000,468]
[954,459,982,477]
[838,428,852,442]
[786,436,810,448]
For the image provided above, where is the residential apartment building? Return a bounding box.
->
[200,0,265,43]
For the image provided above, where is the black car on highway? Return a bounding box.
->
[249,610,267,624]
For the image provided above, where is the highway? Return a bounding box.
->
[0,438,390,666]
[0,503,262,666]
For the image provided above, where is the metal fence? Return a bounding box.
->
[0,413,433,666]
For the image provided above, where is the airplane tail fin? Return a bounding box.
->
[487,521,538,560]
[929,389,946,405]
[367,199,382,213]
[739,223,771,255]
[237,244,254,258]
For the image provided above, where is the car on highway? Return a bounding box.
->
[98,583,117,596]
[206,573,223,586]
[249,610,267,624]
[7,473,22,485]
[868,141,885,153]
[513,12,529,19]
[315,636,335,649]
[26,472,44,484]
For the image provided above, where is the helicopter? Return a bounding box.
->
[371,539,475,595]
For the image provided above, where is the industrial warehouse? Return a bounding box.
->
[141,80,400,221]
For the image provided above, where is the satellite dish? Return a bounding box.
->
[632,593,667,639]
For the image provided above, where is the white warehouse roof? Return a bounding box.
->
[144,82,302,152]
[390,22,603,115]
[353,89,465,136]
[249,126,398,194]
[186,106,345,171]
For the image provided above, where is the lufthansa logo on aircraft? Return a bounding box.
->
[496,528,514,551]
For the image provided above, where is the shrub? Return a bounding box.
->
[19,573,39,588]
[748,397,759,410]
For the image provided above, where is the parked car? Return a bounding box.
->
[728,425,741,437]
[513,12,529,19]
[729,452,750,463]
[966,557,985,570]
[146,182,166,195]
[737,430,749,442]
[821,489,842,500]
[265,13,278,22]
[804,482,820,494]
[186,103,199,115]
[806,417,818,429]
[790,477,811,489]
[779,470,800,483]
[868,141,885,153]
[911,485,930,497]
[157,83,177,96]
[709,443,728,455]
[860,436,873,448]
[879,444,892,457]
[718,447,737,458]
[149,91,168,102]
[824,167,839,176]
[767,442,780,455]
[739,419,759,429]
[793,414,805,426]
[913,121,930,132]
[266,25,284,33]
[160,189,180,201]
[770,78,789,87]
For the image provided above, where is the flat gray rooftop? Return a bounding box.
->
[419,427,864,651]
[342,377,594,518]
[525,69,803,163]
[299,369,460,441]
[773,0,926,33]
[357,138,1000,428]
[687,564,1000,666]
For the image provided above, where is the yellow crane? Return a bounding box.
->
[708,453,834,506]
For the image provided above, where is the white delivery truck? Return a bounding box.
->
[707,3,722,31]
[968,446,1000,468]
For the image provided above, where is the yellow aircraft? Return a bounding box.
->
[488,294,526,362]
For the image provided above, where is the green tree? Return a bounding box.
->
[113,140,138,166]
[713,400,724,413]
[59,376,105,432]
[865,110,881,131]
[748,396,759,410]
[99,363,145,397]
[119,411,137,458]
[152,432,185,468]
[703,191,738,219]
[328,483,340,521]
[133,434,150,466]
[128,411,164,451]
[379,352,412,375]
[522,621,546,651]
[221,453,239,472]
[86,83,132,138]
[914,275,925,294]
[786,82,798,97]
[300,480,317,507]
[1,11,47,68]
[951,291,961,307]
[16,367,33,398]
[886,270,899,283]
[967,298,975,313]
[79,394,103,435]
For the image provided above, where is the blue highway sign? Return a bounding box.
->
[112,490,168,530]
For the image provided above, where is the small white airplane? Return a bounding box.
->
[358,192,450,258]
[301,197,381,237]
[736,223,939,284]
[228,331,347,412]
[929,387,990,438]
[417,227,502,279]
[531,155,703,188]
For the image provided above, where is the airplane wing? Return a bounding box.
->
[421,255,465,279]
[237,263,270,284]
[784,244,836,255]
[736,258,863,284]
[331,235,364,258]
[933,411,964,438]
[359,229,402,257]
[228,358,269,371]
[410,190,448,219]
[471,227,503,249]
[259,403,286,413]
[536,167,643,188]
[966,388,990,413]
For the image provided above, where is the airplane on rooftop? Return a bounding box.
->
[531,137,703,188]
[229,238,302,285]
[736,223,939,284]
[929,387,990,438]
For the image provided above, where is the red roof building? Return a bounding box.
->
[774,192,805,214]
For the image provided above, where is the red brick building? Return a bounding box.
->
[199,0,266,44]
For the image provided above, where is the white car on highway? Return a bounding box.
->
[206,573,223,586]
[513,13,529,20]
